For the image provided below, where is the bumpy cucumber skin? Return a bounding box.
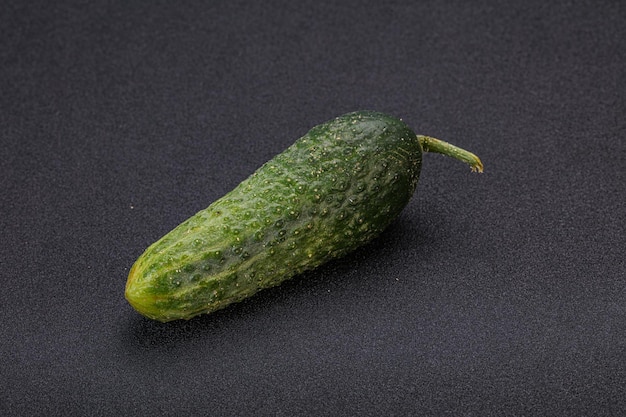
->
[126,111,422,321]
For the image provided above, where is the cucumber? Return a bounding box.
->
[125,111,483,322]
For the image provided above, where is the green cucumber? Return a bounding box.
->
[125,111,483,322]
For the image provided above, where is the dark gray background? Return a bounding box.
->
[2,0,625,415]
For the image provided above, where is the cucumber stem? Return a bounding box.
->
[418,135,484,173]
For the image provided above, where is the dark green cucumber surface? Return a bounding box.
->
[125,111,480,322]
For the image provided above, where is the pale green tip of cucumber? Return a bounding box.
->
[125,263,169,322]
[417,135,484,173]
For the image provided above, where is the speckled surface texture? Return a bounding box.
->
[126,112,424,322]
[2,0,625,415]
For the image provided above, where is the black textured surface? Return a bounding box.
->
[2,1,625,416]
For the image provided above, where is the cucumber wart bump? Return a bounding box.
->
[125,111,483,322]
